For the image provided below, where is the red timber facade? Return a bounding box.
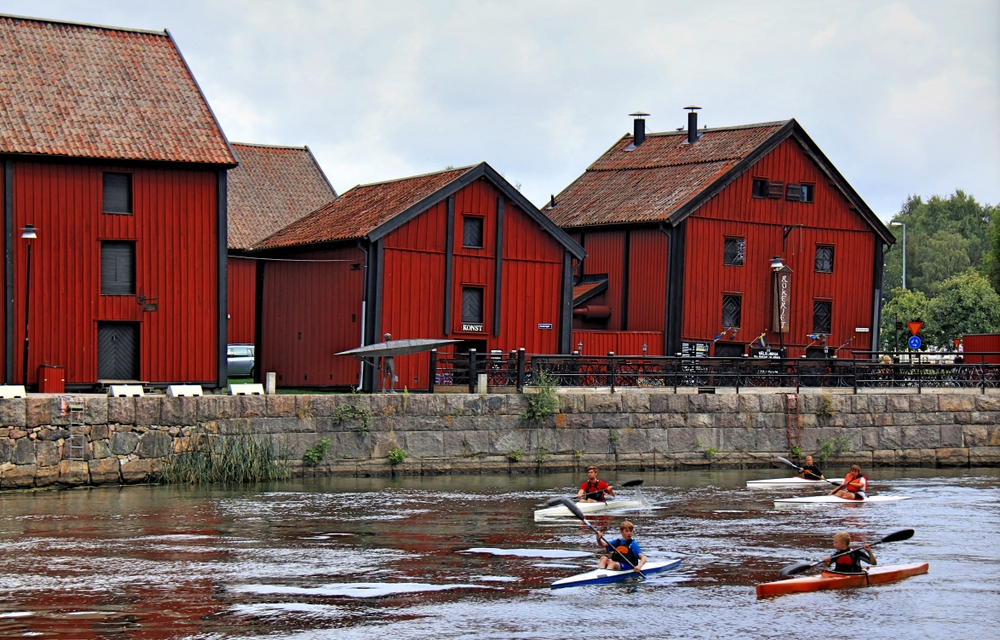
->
[253,163,585,390]
[0,15,236,388]
[226,143,336,344]
[547,113,894,359]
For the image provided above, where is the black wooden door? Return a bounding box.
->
[97,322,139,380]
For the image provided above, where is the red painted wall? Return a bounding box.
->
[681,137,876,356]
[260,246,365,387]
[227,256,256,344]
[9,159,220,385]
[572,330,663,356]
[578,230,625,330]
[380,178,565,389]
[627,228,668,332]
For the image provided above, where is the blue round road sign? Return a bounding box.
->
[908,335,922,350]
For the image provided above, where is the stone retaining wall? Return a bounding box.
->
[1,389,999,488]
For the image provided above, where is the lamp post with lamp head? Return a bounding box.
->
[20,224,36,386]
[889,221,906,289]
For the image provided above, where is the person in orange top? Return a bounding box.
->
[830,464,867,500]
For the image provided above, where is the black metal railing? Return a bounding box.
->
[428,349,1000,393]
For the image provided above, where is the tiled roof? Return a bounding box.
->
[573,278,607,306]
[228,143,336,250]
[0,15,235,165]
[255,166,475,250]
[546,123,787,228]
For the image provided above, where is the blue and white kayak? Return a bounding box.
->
[550,559,682,589]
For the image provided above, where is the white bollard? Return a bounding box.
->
[265,371,277,395]
[477,373,488,395]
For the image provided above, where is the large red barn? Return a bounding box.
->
[226,143,336,345]
[252,163,585,390]
[546,111,895,359]
[0,15,236,388]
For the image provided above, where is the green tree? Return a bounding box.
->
[879,287,931,350]
[927,272,1000,347]
[884,191,997,299]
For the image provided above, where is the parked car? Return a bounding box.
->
[227,344,255,377]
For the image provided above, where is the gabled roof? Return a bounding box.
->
[0,14,235,165]
[547,119,893,244]
[573,278,608,306]
[254,162,585,259]
[228,143,337,250]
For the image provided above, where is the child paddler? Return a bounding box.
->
[598,521,647,573]
[797,455,825,480]
[830,464,867,500]
[824,531,877,573]
[578,465,615,503]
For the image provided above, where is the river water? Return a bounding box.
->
[0,467,997,639]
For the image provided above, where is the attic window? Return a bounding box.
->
[102,173,132,214]
[463,216,484,248]
[752,179,768,199]
[787,183,815,203]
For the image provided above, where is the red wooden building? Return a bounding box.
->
[227,143,336,344]
[251,163,585,390]
[547,110,894,359]
[0,15,236,388]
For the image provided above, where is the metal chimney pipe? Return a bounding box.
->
[685,105,701,144]
[629,112,649,147]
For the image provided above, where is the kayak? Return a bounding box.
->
[756,562,929,598]
[551,559,682,589]
[747,477,836,489]
[534,500,643,521]
[774,495,911,505]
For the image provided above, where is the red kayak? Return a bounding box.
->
[756,562,929,598]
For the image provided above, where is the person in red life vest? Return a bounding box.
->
[824,531,877,573]
[577,465,615,502]
[830,464,867,500]
[598,520,647,572]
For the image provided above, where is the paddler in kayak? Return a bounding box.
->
[578,465,615,503]
[830,464,867,500]
[796,455,825,480]
[824,531,877,573]
[597,521,647,573]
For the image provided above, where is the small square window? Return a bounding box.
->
[101,241,135,295]
[800,184,814,203]
[752,179,768,199]
[813,300,832,334]
[102,173,132,214]
[463,217,484,248]
[724,237,745,266]
[722,294,742,329]
[462,287,484,324]
[815,245,834,273]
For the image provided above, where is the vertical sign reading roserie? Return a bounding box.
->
[772,270,791,333]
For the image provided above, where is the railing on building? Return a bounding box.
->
[428,349,1000,393]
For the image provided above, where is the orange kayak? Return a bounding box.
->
[756,562,929,598]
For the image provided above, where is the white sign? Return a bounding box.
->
[538,323,553,330]
[462,323,483,332]
[855,327,870,333]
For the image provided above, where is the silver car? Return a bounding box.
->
[227,344,255,377]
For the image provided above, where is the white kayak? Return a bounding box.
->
[551,559,682,589]
[534,500,644,521]
[747,477,836,489]
[774,495,912,505]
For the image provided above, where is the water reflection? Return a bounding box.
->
[0,468,997,638]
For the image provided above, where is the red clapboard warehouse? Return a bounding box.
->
[546,110,894,359]
[252,163,585,390]
[227,143,336,345]
[0,15,236,388]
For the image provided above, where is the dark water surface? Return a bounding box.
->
[1,468,997,639]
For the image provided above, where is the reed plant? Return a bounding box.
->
[160,431,289,485]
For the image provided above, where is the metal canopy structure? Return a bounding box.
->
[336,338,460,358]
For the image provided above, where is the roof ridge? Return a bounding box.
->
[639,120,792,137]
[231,141,310,151]
[588,157,750,171]
[351,164,477,190]
[0,12,166,36]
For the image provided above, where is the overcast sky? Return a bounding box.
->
[7,1,1000,220]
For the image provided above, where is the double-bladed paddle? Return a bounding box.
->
[776,456,837,484]
[777,529,915,577]
[547,496,645,577]
[582,478,644,500]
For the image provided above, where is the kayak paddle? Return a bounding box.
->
[776,456,836,483]
[777,529,915,577]
[552,497,645,577]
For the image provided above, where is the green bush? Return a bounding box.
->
[523,369,559,422]
[387,448,408,464]
[506,449,523,462]
[160,431,288,485]
[303,437,332,467]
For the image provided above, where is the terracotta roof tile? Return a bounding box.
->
[255,166,474,250]
[0,15,235,164]
[547,123,786,228]
[572,278,607,306]
[228,143,336,250]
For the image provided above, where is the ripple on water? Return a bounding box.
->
[231,582,488,598]
[460,548,590,558]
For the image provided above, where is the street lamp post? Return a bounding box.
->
[20,224,37,386]
[890,221,906,289]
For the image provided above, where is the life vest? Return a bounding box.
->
[844,474,867,494]
[607,538,639,568]
[832,549,869,573]
[582,480,608,501]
